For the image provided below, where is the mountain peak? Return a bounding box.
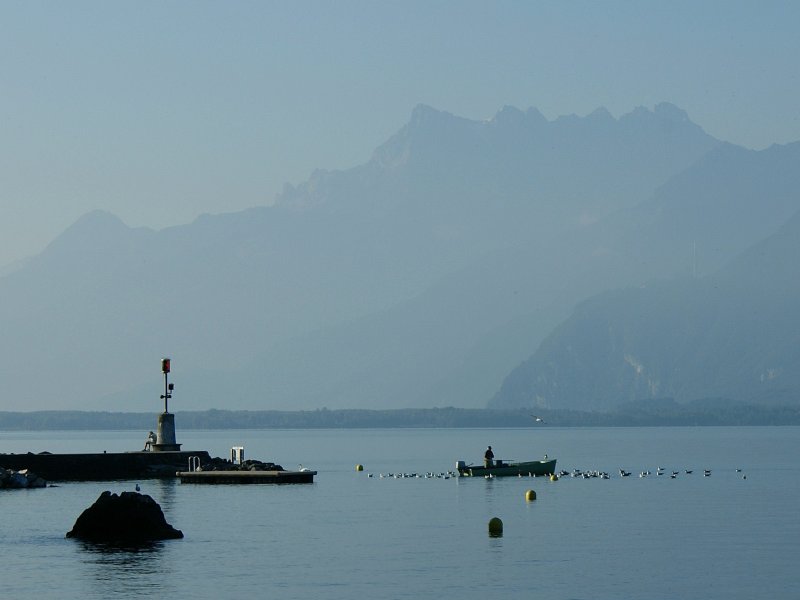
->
[371,104,474,170]
[409,103,452,127]
[41,210,142,260]
[525,106,547,123]
[55,210,131,245]
[70,209,127,230]
[620,103,696,127]
[491,105,526,126]
[587,106,614,122]
[654,102,690,122]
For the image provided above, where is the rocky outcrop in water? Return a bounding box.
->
[0,468,47,489]
[66,491,183,541]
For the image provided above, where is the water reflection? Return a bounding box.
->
[76,539,165,556]
[149,477,178,512]
[73,538,176,595]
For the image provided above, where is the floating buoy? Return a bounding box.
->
[488,517,503,537]
[550,474,558,481]
[525,489,536,502]
[355,464,364,472]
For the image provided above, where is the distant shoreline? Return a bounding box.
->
[1,404,798,431]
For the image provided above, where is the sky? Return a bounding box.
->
[1,1,798,267]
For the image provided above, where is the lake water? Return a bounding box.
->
[1,427,798,600]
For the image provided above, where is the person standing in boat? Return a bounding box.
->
[484,446,494,468]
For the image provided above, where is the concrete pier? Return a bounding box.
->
[176,469,316,484]
[0,451,212,481]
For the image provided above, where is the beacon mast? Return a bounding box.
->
[152,357,182,451]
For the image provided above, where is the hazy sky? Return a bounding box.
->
[1,1,798,266]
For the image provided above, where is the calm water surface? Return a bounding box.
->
[2,427,798,600]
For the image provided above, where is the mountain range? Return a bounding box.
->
[0,102,796,413]
[491,207,800,410]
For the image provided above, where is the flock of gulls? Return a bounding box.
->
[361,467,747,480]
[556,467,745,480]
[369,471,458,479]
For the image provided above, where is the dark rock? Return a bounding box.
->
[21,469,47,488]
[66,491,183,541]
[0,467,47,489]
[200,456,284,472]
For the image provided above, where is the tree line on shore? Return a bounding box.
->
[0,401,798,431]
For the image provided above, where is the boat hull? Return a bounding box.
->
[458,459,556,477]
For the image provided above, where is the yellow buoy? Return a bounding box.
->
[525,489,537,502]
[355,464,364,472]
[550,474,558,481]
[488,517,503,537]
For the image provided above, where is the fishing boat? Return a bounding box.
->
[455,457,557,477]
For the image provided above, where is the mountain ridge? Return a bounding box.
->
[490,207,800,411]
[2,102,785,413]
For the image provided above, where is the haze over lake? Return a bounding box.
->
[2,3,799,418]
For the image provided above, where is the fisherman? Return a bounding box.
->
[484,445,495,468]
[143,431,157,451]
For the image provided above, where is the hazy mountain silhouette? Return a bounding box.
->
[249,140,800,411]
[490,203,800,411]
[0,103,743,411]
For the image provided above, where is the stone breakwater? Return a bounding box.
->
[200,457,284,472]
[0,450,213,481]
[0,468,47,489]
